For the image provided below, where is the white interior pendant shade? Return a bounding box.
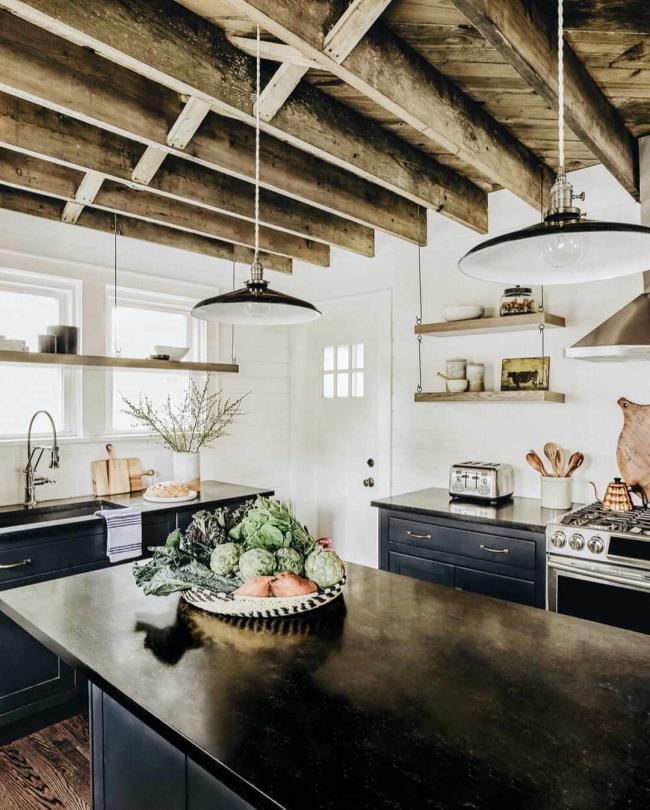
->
[192,275,321,326]
[192,26,320,326]
[459,0,650,286]
[459,218,650,285]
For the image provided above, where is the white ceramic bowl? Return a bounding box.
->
[443,305,485,322]
[446,379,468,394]
[154,345,189,361]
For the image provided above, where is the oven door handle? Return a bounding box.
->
[548,560,650,591]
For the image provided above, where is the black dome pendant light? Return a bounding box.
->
[192,27,321,325]
[458,0,650,286]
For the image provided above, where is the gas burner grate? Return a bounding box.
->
[561,503,650,533]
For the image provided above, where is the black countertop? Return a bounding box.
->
[2,562,650,809]
[372,486,580,533]
[0,482,272,537]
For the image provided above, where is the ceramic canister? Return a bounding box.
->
[446,358,467,380]
[466,363,485,392]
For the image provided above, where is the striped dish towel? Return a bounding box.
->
[96,508,142,563]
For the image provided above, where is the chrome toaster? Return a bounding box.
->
[449,462,514,503]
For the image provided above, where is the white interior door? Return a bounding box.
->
[291,291,391,567]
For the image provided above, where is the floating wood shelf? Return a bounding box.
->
[415,391,565,404]
[415,312,565,337]
[0,351,238,374]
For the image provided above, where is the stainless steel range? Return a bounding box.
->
[546,503,650,634]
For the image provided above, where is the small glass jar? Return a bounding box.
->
[499,286,537,317]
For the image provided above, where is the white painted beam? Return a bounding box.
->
[61,169,104,223]
[166,95,211,149]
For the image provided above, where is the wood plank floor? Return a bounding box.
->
[0,715,90,810]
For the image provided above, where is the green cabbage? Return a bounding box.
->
[209,542,241,577]
[230,497,315,554]
[304,548,344,588]
[238,548,276,580]
[275,548,304,576]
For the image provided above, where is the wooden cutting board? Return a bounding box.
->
[126,458,155,493]
[91,444,131,496]
[616,397,650,499]
[91,456,110,497]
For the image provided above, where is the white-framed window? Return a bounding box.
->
[0,269,80,438]
[106,288,206,433]
[322,342,364,399]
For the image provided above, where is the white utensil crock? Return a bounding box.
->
[540,476,572,510]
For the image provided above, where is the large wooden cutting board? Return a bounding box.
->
[616,397,650,499]
[91,444,131,496]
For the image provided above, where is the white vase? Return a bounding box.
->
[172,451,200,487]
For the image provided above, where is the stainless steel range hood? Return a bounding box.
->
[565,291,650,361]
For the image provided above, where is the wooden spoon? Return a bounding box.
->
[526,451,549,477]
[543,442,561,477]
[565,452,584,477]
[555,446,566,478]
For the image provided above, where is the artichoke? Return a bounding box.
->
[209,542,241,577]
[304,548,344,588]
[239,548,277,580]
[275,547,304,576]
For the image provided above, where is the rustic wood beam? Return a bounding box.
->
[227,36,320,69]
[0,183,292,273]
[0,11,423,244]
[0,93,373,256]
[0,147,329,266]
[0,1,486,233]
[233,0,391,122]
[448,0,639,198]
[218,0,556,207]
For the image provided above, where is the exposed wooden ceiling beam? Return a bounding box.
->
[449,0,639,199]
[0,183,293,273]
[0,93,373,256]
[220,0,556,208]
[0,1,487,233]
[233,0,391,122]
[0,148,329,266]
[0,11,424,245]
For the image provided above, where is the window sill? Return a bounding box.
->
[0,432,159,447]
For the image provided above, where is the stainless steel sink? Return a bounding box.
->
[0,500,124,532]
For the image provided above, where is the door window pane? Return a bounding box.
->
[323,346,334,372]
[352,343,364,370]
[352,371,364,398]
[336,372,349,398]
[323,373,334,399]
[111,305,191,432]
[336,345,349,370]
[322,342,365,399]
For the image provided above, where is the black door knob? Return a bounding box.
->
[363,477,375,487]
[367,458,375,467]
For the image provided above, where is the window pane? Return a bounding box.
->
[323,346,334,371]
[112,305,190,432]
[352,343,364,369]
[323,373,334,399]
[0,290,64,435]
[337,344,349,370]
[352,371,364,398]
[336,372,349,398]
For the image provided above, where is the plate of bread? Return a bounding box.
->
[143,480,197,503]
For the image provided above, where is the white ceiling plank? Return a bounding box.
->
[256,62,308,122]
[131,145,167,185]
[227,36,320,68]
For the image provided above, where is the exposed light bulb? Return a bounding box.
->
[542,231,583,268]
[244,300,272,319]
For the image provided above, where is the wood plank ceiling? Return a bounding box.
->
[0,0,644,274]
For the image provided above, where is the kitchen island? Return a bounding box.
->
[2,562,650,809]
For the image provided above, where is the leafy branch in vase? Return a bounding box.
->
[121,375,249,453]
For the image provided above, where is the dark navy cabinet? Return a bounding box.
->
[379,508,545,607]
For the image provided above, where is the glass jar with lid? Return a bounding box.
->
[499,286,537,317]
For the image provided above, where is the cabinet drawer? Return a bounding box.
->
[388,517,536,571]
[455,567,535,606]
[0,533,106,588]
[388,551,454,588]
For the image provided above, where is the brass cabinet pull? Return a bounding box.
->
[479,544,509,554]
[0,558,32,570]
[406,530,432,540]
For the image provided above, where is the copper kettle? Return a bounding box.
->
[590,477,636,511]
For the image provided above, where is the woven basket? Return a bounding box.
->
[182,573,346,619]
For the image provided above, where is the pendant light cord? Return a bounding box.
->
[557,0,565,175]
[254,25,261,264]
[230,260,237,364]
[113,212,121,357]
[416,242,423,394]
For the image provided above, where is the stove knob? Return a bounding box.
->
[551,531,566,548]
[569,533,585,551]
[588,536,604,555]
